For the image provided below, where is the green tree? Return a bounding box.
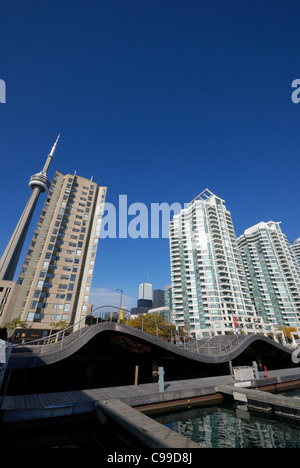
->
[5,318,28,337]
[50,320,68,331]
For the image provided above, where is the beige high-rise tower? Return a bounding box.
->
[12,171,106,330]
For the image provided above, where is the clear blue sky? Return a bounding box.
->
[0,0,300,309]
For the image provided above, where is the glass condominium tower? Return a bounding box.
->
[291,238,300,274]
[238,222,300,329]
[13,171,107,329]
[169,189,259,338]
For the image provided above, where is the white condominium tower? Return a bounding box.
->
[169,189,258,338]
[291,238,300,274]
[238,222,300,329]
[13,171,107,329]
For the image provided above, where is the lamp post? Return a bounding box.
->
[115,289,124,323]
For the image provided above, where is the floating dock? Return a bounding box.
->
[217,383,300,418]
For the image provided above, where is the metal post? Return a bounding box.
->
[134,366,139,386]
[115,288,124,323]
[158,366,165,392]
[252,361,260,380]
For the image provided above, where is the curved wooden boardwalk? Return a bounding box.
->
[8,321,294,370]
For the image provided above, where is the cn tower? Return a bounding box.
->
[0,135,60,281]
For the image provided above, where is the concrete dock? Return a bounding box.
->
[96,399,200,448]
[1,367,300,448]
[0,373,235,423]
[2,367,300,424]
[217,383,300,418]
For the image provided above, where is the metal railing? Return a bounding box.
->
[12,306,129,354]
[12,306,291,357]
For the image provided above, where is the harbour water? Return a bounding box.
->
[154,389,300,448]
[2,389,300,449]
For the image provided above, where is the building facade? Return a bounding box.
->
[139,282,153,301]
[238,222,300,329]
[153,289,165,308]
[291,238,300,274]
[169,189,259,338]
[12,171,106,330]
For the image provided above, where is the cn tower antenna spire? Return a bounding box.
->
[42,133,60,173]
[0,134,61,281]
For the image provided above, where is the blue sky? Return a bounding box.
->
[0,0,300,310]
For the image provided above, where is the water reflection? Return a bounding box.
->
[154,401,300,448]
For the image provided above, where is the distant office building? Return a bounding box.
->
[153,289,165,308]
[139,282,152,301]
[238,222,300,329]
[169,189,259,338]
[131,280,153,315]
[291,238,300,274]
[12,171,107,329]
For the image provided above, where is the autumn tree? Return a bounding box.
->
[277,326,299,343]
[123,313,186,340]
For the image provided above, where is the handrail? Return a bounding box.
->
[12,305,131,351]
[11,305,293,357]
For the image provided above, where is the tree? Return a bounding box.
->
[50,320,68,331]
[277,326,299,343]
[123,313,186,340]
[4,318,28,337]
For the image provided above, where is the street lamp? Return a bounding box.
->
[115,289,124,323]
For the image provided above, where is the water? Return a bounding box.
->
[154,390,300,448]
[2,389,300,449]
